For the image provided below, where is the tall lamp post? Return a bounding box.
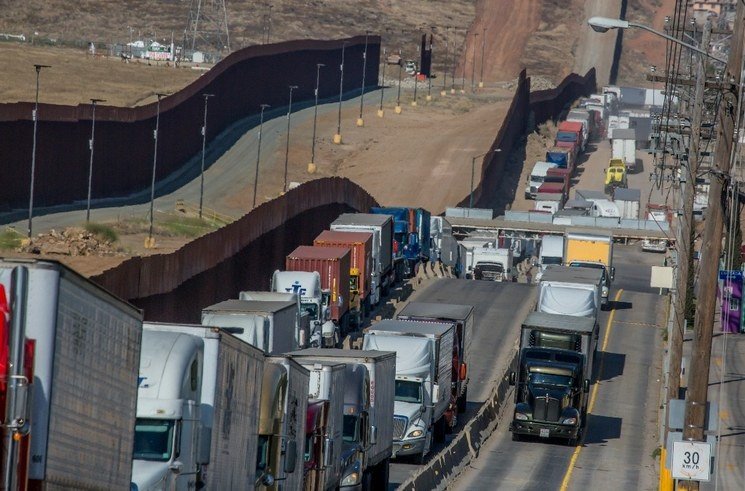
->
[479,26,487,88]
[308,63,324,173]
[378,48,387,118]
[469,149,501,209]
[85,97,106,223]
[412,43,420,107]
[395,48,403,114]
[253,103,270,209]
[198,93,215,219]
[146,92,168,248]
[27,63,50,239]
[442,26,450,96]
[358,31,370,127]
[333,42,347,145]
[451,28,457,94]
[471,32,478,92]
[284,85,298,192]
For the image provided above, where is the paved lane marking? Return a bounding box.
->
[559,288,624,491]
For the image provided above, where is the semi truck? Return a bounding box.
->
[201,299,299,354]
[556,120,585,153]
[286,245,351,339]
[271,270,336,348]
[525,161,559,199]
[369,206,431,278]
[397,302,474,415]
[611,128,637,172]
[466,246,515,282]
[362,320,454,464]
[258,356,309,490]
[0,259,142,490]
[564,231,615,309]
[293,361,347,490]
[314,230,373,327]
[133,322,265,490]
[239,290,311,349]
[288,349,396,489]
[509,311,596,445]
[538,265,603,317]
[331,213,395,302]
[545,147,573,172]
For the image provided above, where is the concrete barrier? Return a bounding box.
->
[398,348,519,490]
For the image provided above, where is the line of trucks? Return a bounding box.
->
[0,204,473,490]
[507,229,615,445]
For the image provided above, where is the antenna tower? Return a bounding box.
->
[184,0,231,53]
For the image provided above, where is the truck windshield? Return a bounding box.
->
[133,419,175,461]
[343,415,360,443]
[531,175,545,184]
[395,380,423,404]
[302,302,318,319]
[529,372,572,387]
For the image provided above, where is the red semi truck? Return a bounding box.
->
[556,120,585,154]
[286,245,351,336]
[313,230,373,327]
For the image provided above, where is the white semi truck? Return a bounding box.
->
[362,320,454,464]
[288,349,396,489]
[239,290,311,349]
[537,265,603,318]
[272,270,337,348]
[132,322,265,490]
[201,299,298,354]
[0,259,143,490]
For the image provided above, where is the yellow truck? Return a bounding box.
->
[564,231,614,309]
[604,159,628,194]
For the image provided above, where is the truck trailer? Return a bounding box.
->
[0,259,142,490]
[563,231,615,308]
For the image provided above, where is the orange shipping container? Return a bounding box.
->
[314,230,373,307]
[286,246,350,322]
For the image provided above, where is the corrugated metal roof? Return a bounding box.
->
[398,302,474,322]
[614,188,641,201]
[287,245,349,260]
[203,299,296,313]
[612,128,636,140]
[523,311,595,334]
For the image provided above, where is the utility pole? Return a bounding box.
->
[668,20,712,410]
[198,93,215,219]
[679,3,745,489]
[86,98,106,223]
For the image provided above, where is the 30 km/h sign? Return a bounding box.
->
[672,441,711,482]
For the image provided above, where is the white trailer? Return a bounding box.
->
[0,259,142,490]
[201,299,298,354]
[538,265,603,318]
[613,187,641,219]
[611,128,637,172]
[239,290,311,349]
[288,349,396,489]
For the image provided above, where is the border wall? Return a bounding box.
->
[0,36,379,211]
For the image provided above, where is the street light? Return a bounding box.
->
[27,63,50,239]
[442,26,450,96]
[253,103,270,209]
[469,149,501,209]
[309,63,324,173]
[471,32,478,93]
[198,93,215,219]
[479,27,486,88]
[284,85,298,192]
[588,16,727,63]
[395,48,403,114]
[378,48,387,117]
[358,31,369,127]
[650,65,657,108]
[146,92,168,248]
[334,42,347,145]
[85,98,106,223]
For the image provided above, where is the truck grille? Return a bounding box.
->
[392,416,408,440]
[534,396,561,422]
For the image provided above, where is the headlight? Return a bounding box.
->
[602,286,609,297]
[562,417,577,425]
[407,429,423,438]
[341,471,361,486]
[515,412,529,421]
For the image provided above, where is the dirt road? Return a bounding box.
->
[573,0,625,86]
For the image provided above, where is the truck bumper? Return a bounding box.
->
[340,484,363,491]
[392,437,426,458]
[510,420,580,440]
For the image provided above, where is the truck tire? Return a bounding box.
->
[512,432,522,442]
[371,458,390,488]
[457,387,468,413]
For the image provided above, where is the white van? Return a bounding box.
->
[524,161,559,199]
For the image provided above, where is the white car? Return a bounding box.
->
[642,238,667,253]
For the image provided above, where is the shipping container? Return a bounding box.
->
[286,246,351,322]
[314,229,373,312]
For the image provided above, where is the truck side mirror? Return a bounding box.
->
[284,440,297,473]
[431,384,440,404]
[197,426,212,465]
[583,379,590,393]
[370,425,378,445]
[168,461,183,474]
[323,437,333,468]
[509,371,516,386]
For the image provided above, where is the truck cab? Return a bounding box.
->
[470,246,514,282]
[525,161,559,200]
[272,270,336,348]
[132,330,203,491]
[604,159,628,194]
[509,348,589,446]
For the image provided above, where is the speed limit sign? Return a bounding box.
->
[672,441,711,481]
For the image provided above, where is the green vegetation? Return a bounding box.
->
[160,216,219,238]
[0,229,23,250]
[84,222,119,243]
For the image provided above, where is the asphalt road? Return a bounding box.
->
[387,278,537,489]
[449,248,664,490]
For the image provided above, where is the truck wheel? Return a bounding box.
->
[511,432,522,442]
[361,470,373,491]
[371,458,390,488]
[457,387,468,413]
[433,417,447,443]
[414,451,427,465]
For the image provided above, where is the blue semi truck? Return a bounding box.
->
[370,206,431,278]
